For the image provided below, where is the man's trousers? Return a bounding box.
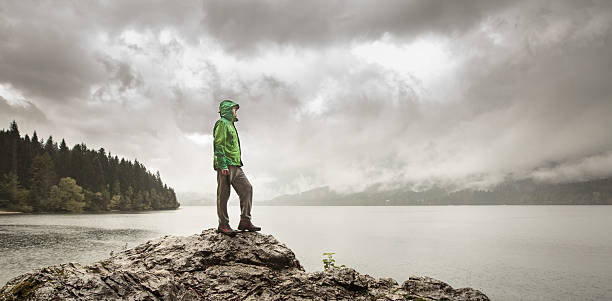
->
[216,165,253,226]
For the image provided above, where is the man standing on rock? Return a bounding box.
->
[213,99,261,236]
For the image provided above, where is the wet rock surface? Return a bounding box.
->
[0,229,489,300]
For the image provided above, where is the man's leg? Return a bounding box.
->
[229,166,253,222]
[229,166,260,231]
[216,168,231,227]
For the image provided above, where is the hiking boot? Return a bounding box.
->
[217,225,236,237]
[238,220,261,232]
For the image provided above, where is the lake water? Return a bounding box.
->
[1,205,611,300]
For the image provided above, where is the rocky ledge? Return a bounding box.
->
[0,229,489,300]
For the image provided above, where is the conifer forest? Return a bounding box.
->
[0,121,179,213]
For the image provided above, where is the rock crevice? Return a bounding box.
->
[0,229,489,300]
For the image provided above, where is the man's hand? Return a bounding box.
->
[222,168,229,175]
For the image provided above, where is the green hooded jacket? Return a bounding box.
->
[213,100,243,170]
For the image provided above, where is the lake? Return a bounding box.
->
[1,205,611,300]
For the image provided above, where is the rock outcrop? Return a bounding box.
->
[0,229,489,300]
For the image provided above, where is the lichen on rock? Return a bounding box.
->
[0,229,489,300]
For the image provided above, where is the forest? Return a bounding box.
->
[0,121,179,213]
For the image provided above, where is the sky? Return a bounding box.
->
[1,0,612,201]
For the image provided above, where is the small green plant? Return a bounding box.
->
[322,252,346,270]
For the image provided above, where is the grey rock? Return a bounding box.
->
[0,229,489,300]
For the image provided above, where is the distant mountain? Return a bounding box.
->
[261,176,612,205]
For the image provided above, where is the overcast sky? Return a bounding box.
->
[1,1,612,201]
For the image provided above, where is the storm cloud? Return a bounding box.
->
[1,0,611,200]
[199,0,517,52]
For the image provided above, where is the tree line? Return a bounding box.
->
[0,121,179,213]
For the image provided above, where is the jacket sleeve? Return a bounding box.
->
[213,121,229,170]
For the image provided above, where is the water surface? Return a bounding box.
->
[1,205,611,301]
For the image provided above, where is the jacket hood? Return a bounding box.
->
[219,99,239,122]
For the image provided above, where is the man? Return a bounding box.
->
[213,99,261,237]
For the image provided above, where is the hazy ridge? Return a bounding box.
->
[260,176,612,206]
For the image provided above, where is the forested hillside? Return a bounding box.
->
[265,177,612,206]
[0,121,179,213]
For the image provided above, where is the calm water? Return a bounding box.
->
[1,205,611,300]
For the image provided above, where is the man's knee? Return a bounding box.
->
[236,181,252,197]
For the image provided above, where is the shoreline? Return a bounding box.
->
[0,208,180,215]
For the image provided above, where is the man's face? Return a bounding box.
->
[232,106,238,118]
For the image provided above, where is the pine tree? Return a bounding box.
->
[9,120,19,138]
[57,139,70,179]
[18,133,33,185]
[44,136,55,153]
[29,153,57,211]
[31,131,40,151]
[9,123,18,174]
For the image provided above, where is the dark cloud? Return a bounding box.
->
[0,1,202,101]
[200,0,513,52]
[0,20,104,100]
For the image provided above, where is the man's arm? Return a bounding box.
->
[213,121,229,172]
